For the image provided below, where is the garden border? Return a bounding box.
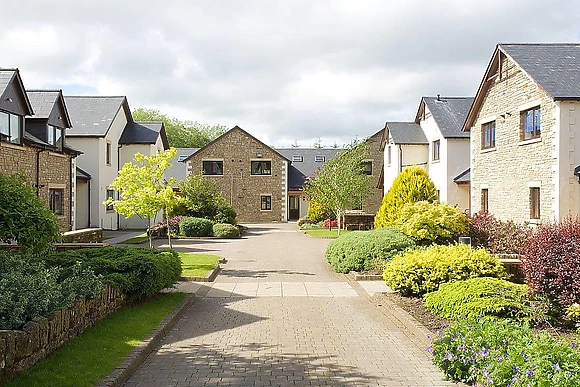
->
[180,265,221,282]
[98,293,196,387]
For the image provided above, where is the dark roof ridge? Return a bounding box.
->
[26,89,62,92]
[64,95,126,98]
[499,42,580,46]
[423,96,474,100]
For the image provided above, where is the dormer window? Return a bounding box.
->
[292,155,303,162]
[314,155,325,162]
[0,111,22,145]
[47,125,63,151]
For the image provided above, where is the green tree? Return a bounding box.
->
[104,148,178,248]
[375,165,436,229]
[304,140,372,235]
[178,174,226,218]
[0,173,61,254]
[132,108,227,148]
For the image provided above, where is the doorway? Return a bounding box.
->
[289,196,300,220]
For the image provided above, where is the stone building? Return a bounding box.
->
[0,69,80,231]
[463,43,580,223]
[183,126,290,223]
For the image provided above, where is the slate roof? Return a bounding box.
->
[23,131,50,146]
[76,166,92,180]
[453,168,471,184]
[385,122,428,144]
[276,148,342,189]
[26,90,60,118]
[64,96,127,137]
[500,43,580,99]
[165,148,199,187]
[0,70,15,96]
[422,97,474,138]
[119,121,168,148]
[0,69,34,116]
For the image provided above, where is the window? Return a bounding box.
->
[292,155,303,162]
[530,187,540,219]
[436,190,440,202]
[481,189,489,212]
[49,189,63,215]
[260,195,272,211]
[177,155,188,162]
[251,161,271,175]
[202,160,223,175]
[387,146,392,166]
[314,155,325,162]
[0,111,22,144]
[47,125,63,151]
[106,189,115,211]
[521,106,541,140]
[106,142,112,165]
[482,121,496,149]
[432,140,440,161]
[362,161,372,175]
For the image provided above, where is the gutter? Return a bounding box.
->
[35,147,47,196]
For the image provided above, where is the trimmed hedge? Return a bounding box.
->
[0,251,103,330]
[179,217,214,237]
[325,227,416,273]
[212,223,240,238]
[43,247,182,299]
[383,244,506,296]
[424,277,530,320]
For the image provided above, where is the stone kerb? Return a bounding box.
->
[0,286,126,385]
[61,228,103,243]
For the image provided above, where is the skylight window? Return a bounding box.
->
[177,155,188,162]
[292,155,303,162]
[314,155,325,162]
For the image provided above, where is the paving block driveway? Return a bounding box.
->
[125,224,456,386]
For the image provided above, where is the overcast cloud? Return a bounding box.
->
[2,1,579,147]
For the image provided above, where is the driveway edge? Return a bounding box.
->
[98,293,196,387]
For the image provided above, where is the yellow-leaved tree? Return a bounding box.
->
[104,148,178,248]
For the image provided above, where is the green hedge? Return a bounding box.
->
[325,228,416,273]
[179,217,214,237]
[212,223,240,238]
[424,277,530,320]
[0,251,103,330]
[383,244,506,296]
[43,247,182,299]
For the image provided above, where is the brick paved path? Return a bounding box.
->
[125,224,456,386]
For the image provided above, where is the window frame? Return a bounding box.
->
[105,189,115,211]
[362,161,373,175]
[292,155,303,162]
[481,121,496,149]
[432,140,440,161]
[251,160,272,176]
[49,188,64,215]
[387,145,392,166]
[530,187,540,220]
[0,111,22,145]
[106,142,112,165]
[202,160,224,176]
[521,106,541,141]
[260,195,272,211]
[481,189,489,213]
[314,155,325,162]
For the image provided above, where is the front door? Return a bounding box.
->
[289,196,300,220]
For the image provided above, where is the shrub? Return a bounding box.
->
[179,217,214,237]
[468,211,533,254]
[325,228,416,273]
[375,166,436,229]
[43,247,181,299]
[521,217,580,310]
[178,174,226,218]
[214,205,237,225]
[383,244,506,296]
[323,219,338,228]
[0,173,61,254]
[307,200,335,222]
[431,318,580,386]
[212,223,240,238]
[297,216,316,227]
[424,278,530,320]
[299,221,323,230]
[0,251,103,330]
[393,201,469,245]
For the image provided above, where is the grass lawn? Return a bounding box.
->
[123,233,149,244]
[179,253,221,277]
[8,292,187,387]
[304,229,353,238]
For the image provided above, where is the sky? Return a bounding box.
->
[2,1,579,147]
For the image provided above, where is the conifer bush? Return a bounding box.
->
[393,201,469,245]
[375,166,436,229]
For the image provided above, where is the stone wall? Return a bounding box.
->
[186,128,287,223]
[0,286,125,385]
[0,142,73,231]
[362,129,385,215]
[470,55,557,223]
[61,228,103,243]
